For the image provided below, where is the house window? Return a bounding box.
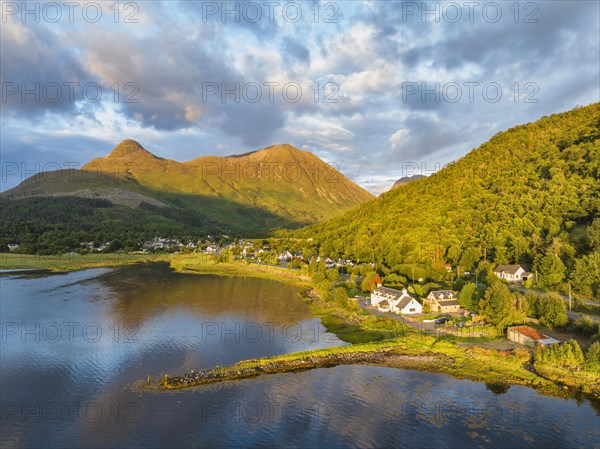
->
[409,308,415,312]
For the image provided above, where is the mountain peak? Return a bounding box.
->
[391,174,425,189]
[262,143,301,153]
[107,139,157,159]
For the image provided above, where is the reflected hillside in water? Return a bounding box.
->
[95,263,311,329]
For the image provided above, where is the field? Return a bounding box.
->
[0,252,171,271]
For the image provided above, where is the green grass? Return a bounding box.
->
[534,363,600,393]
[0,252,171,271]
[153,331,577,396]
[169,254,311,289]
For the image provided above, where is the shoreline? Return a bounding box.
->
[4,253,598,399]
[0,252,172,272]
[160,255,600,399]
[142,339,597,400]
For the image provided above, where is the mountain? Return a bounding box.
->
[292,104,600,295]
[1,142,373,252]
[391,174,425,189]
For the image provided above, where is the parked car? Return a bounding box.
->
[364,301,370,306]
[434,317,448,325]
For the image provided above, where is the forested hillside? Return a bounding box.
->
[291,104,600,297]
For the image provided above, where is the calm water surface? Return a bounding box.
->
[1,264,598,448]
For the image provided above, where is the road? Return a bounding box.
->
[566,311,600,322]
[509,285,598,307]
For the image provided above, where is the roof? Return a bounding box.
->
[395,296,413,309]
[508,326,548,341]
[537,337,561,345]
[374,286,406,297]
[437,299,460,307]
[429,290,454,299]
[494,264,528,275]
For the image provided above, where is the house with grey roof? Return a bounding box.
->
[371,286,422,315]
[493,264,531,283]
[425,290,461,314]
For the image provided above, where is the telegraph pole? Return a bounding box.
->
[568,283,572,311]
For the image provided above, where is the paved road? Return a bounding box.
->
[509,285,598,307]
[567,311,600,322]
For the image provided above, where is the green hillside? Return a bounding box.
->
[0,141,374,253]
[291,103,600,297]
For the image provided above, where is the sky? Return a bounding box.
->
[1,0,599,194]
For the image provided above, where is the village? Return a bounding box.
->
[6,236,595,352]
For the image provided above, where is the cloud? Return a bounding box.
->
[1,0,598,194]
[390,129,409,150]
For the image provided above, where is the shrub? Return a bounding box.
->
[584,342,600,373]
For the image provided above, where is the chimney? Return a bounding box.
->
[402,289,408,295]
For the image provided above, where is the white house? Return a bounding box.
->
[371,286,422,315]
[7,243,19,252]
[493,264,531,283]
[278,251,293,262]
[392,295,423,315]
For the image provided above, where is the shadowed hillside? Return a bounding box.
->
[1,142,373,253]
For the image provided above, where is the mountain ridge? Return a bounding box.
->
[2,141,374,240]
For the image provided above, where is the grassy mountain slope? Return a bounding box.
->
[292,104,600,293]
[80,140,373,223]
[1,141,374,246]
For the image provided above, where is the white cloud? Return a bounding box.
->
[390,129,409,150]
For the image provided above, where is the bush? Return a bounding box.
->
[535,339,584,369]
[537,293,569,329]
[584,342,600,373]
[571,317,600,337]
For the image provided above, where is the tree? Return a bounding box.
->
[588,219,600,250]
[312,259,327,283]
[584,342,600,373]
[537,292,568,329]
[360,272,381,292]
[458,282,478,310]
[524,291,540,318]
[383,273,406,288]
[568,339,585,367]
[571,250,600,297]
[535,253,566,289]
[479,284,524,329]
[326,268,340,283]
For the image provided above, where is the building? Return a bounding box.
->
[507,326,561,347]
[278,251,293,262]
[371,286,422,315]
[7,243,19,252]
[392,295,423,315]
[425,290,461,314]
[494,264,531,283]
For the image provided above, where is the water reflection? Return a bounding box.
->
[1,264,598,449]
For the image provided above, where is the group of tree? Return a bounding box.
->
[524,291,569,329]
[535,340,600,374]
[285,104,600,298]
[0,196,218,254]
